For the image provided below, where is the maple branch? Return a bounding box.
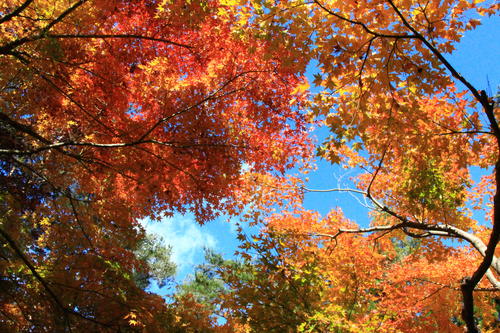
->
[0,140,248,156]
[2,108,212,189]
[67,196,94,249]
[396,221,500,277]
[0,111,52,146]
[303,186,500,275]
[312,0,418,40]
[382,2,500,329]
[366,142,390,199]
[311,223,404,240]
[302,187,366,196]
[357,37,376,87]
[0,1,193,61]
[0,1,85,55]
[416,285,447,305]
[0,226,112,328]
[138,70,265,141]
[47,33,192,49]
[413,278,499,292]
[384,0,498,135]
[311,224,500,288]
[1,114,148,186]
[401,229,500,289]
[370,199,500,284]
[0,37,31,55]
[0,111,111,164]
[0,0,34,24]
[428,103,485,136]
[41,1,87,35]
[435,130,494,136]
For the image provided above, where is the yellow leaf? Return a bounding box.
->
[292,80,310,94]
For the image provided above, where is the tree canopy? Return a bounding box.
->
[1,0,499,332]
[0,0,309,330]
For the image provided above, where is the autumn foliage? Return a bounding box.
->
[0,0,309,330]
[228,0,499,332]
[1,0,499,332]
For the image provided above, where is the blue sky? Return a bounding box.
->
[143,13,500,292]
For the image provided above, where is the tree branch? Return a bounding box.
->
[47,33,191,49]
[0,139,248,156]
[40,0,87,35]
[313,0,418,40]
[0,226,112,328]
[382,1,500,330]
[304,195,499,277]
[137,70,264,141]
[384,0,498,135]
[0,0,34,24]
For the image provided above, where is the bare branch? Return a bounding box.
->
[302,187,367,196]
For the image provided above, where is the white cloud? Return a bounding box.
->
[140,214,217,277]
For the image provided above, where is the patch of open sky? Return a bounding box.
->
[302,59,373,224]
[125,102,144,119]
[302,125,373,224]
[446,14,499,232]
[140,211,254,293]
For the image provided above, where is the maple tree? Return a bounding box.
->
[216,210,498,332]
[1,0,499,331]
[226,0,499,332]
[0,0,310,331]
